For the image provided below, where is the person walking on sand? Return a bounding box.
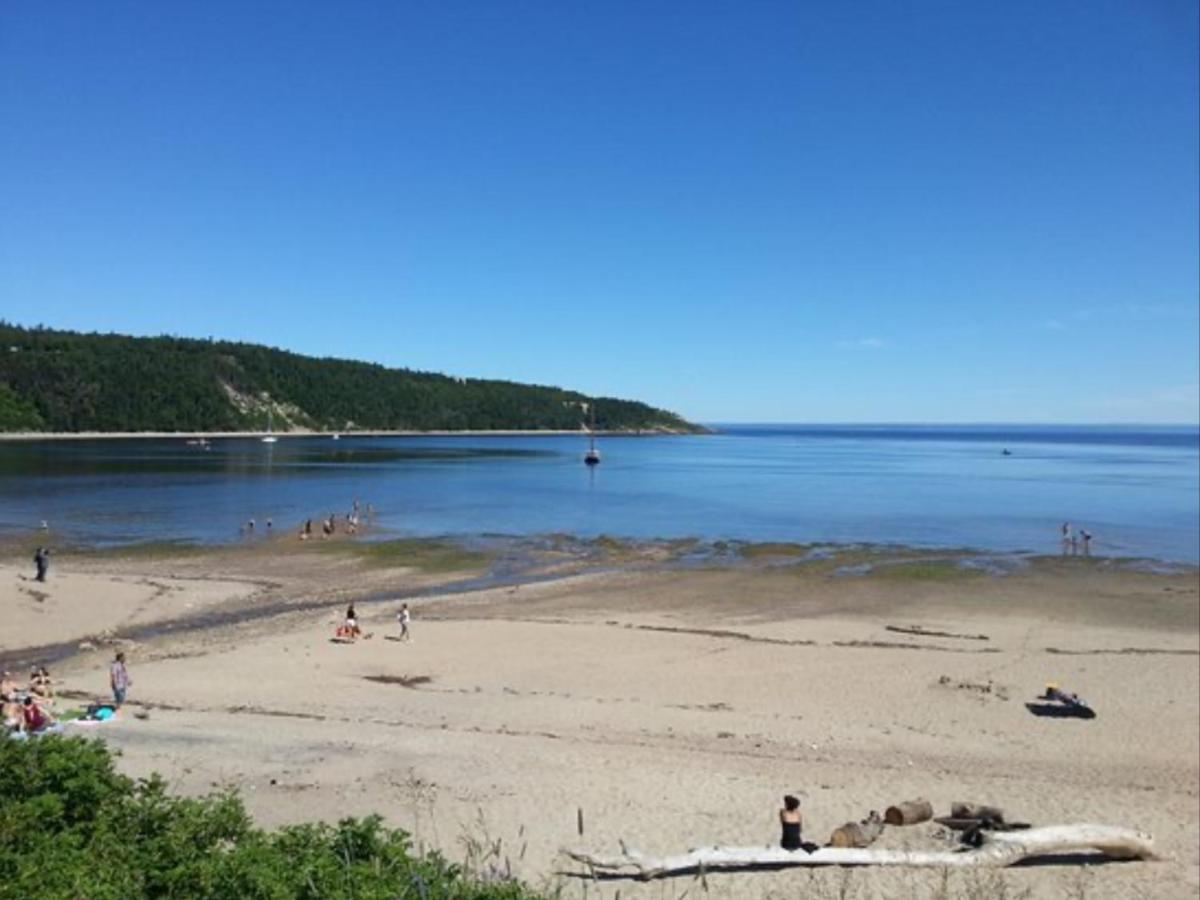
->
[397,603,412,642]
[110,652,131,707]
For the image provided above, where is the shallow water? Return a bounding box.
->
[1,425,1196,561]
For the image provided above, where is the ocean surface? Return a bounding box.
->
[0,425,1197,562]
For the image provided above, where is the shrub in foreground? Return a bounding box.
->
[0,735,545,899]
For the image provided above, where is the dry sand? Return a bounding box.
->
[2,541,1197,899]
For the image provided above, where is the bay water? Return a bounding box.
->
[0,425,1196,562]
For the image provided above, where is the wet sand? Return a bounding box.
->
[2,539,1197,899]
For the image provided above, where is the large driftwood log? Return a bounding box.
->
[564,824,1156,879]
[829,811,884,848]
[885,799,933,826]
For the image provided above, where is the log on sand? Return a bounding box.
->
[884,799,933,826]
[829,811,884,848]
[564,825,1157,880]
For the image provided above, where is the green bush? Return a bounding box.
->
[0,736,547,899]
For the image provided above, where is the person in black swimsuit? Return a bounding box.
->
[779,795,803,850]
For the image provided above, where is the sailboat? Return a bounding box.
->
[584,402,600,466]
[261,408,278,443]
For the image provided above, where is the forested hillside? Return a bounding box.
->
[0,324,701,434]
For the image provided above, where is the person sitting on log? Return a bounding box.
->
[780,795,808,851]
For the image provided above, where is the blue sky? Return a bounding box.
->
[1,1,1197,423]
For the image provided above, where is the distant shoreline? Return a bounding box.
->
[0,428,697,442]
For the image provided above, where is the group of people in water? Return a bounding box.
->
[1060,522,1094,556]
[237,498,376,542]
[299,499,374,541]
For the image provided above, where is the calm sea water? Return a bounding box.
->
[0,425,1197,562]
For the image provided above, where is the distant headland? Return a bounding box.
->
[0,323,705,436]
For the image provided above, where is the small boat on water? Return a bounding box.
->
[261,410,278,443]
[584,402,601,466]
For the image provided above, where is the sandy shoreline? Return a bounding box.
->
[2,539,1197,898]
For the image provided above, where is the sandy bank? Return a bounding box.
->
[7,542,1198,899]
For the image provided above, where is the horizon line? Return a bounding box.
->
[703,421,1200,428]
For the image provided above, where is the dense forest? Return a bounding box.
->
[0,324,702,434]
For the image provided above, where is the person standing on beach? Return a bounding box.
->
[1060,523,1071,555]
[110,652,131,707]
[397,603,412,642]
[1081,529,1092,557]
[33,547,49,582]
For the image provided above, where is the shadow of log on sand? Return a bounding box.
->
[362,674,432,688]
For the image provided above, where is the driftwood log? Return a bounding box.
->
[828,811,884,848]
[885,799,933,826]
[564,824,1157,879]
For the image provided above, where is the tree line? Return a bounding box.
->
[0,324,701,434]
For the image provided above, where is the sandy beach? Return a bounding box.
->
[2,538,1197,899]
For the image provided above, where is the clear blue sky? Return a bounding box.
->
[2,1,1197,423]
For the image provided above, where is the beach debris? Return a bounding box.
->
[1026,683,1096,719]
[935,675,1009,700]
[564,824,1158,879]
[884,799,933,826]
[886,625,989,641]
[828,810,884,848]
[951,802,1005,822]
[934,802,1029,836]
